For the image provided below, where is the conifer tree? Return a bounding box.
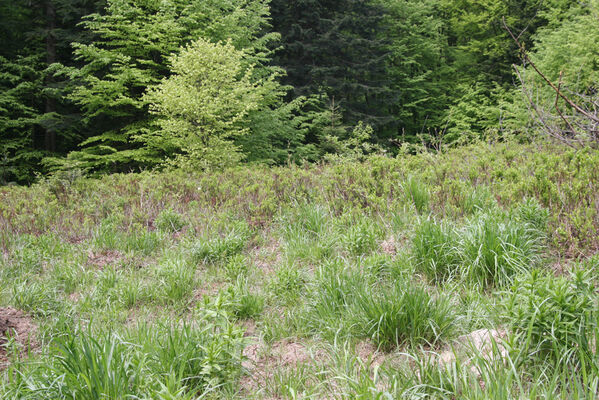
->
[269,0,396,138]
[59,0,274,173]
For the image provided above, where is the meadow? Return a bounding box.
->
[1,140,599,399]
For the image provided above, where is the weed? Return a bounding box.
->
[504,268,596,365]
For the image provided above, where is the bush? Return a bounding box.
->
[155,208,186,233]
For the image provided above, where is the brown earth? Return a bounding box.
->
[0,307,38,367]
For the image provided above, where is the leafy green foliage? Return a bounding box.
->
[59,0,274,173]
[2,142,599,398]
[144,39,268,170]
[504,269,596,364]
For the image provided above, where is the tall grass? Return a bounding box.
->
[412,219,460,282]
[352,281,456,349]
[404,176,430,214]
[190,223,250,264]
[461,213,544,287]
[413,207,546,286]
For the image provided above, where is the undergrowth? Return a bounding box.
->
[0,141,598,398]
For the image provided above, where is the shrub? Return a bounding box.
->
[155,208,186,233]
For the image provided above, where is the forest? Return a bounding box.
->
[1,0,598,183]
[2,0,599,399]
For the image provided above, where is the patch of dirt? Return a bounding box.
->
[67,292,82,303]
[355,340,387,368]
[240,339,326,395]
[239,319,257,338]
[192,282,225,302]
[87,249,122,269]
[67,235,86,245]
[0,307,38,368]
[252,238,282,275]
[380,236,398,255]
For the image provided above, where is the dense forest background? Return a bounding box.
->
[1,0,598,184]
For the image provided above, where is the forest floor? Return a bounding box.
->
[1,141,599,399]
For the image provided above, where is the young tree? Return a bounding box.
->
[144,39,270,170]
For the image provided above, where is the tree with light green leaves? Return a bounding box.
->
[144,39,273,170]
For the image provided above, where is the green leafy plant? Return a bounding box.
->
[155,209,186,233]
[504,268,596,365]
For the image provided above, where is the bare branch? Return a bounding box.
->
[503,17,599,124]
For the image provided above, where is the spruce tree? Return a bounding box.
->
[270,0,396,139]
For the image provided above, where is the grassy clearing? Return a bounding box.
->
[1,141,599,398]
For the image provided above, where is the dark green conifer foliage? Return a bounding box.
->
[0,0,105,183]
[270,0,397,139]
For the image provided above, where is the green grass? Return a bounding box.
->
[1,141,599,398]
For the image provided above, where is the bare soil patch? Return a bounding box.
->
[0,307,38,367]
[240,339,325,395]
[380,236,398,255]
[87,249,122,268]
